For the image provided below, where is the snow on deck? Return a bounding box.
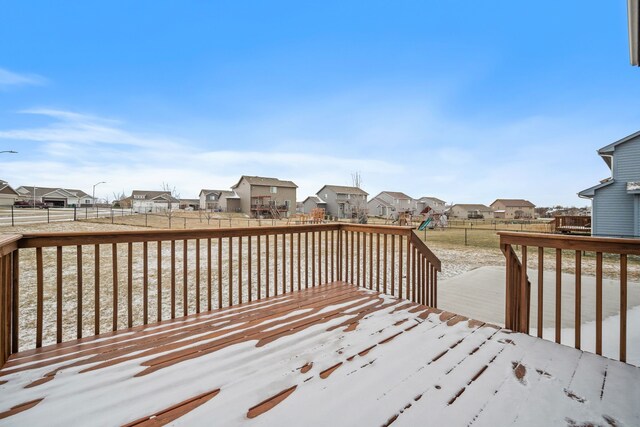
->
[0,282,638,426]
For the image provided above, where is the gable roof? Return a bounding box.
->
[578,178,615,199]
[450,204,493,211]
[368,196,393,208]
[231,176,297,189]
[418,196,446,204]
[17,186,92,199]
[131,190,179,203]
[303,195,326,204]
[380,191,412,200]
[490,199,535,208]
[0,181,19,196]
[317,185,369,196]
[596,130,640,169]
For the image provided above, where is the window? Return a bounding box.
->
[270,186,277,194]
[134,195,144,199]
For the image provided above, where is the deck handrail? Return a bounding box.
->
[499,231,639,363]
[0,224,440,363]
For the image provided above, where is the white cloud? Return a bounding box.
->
[0,67,46,89]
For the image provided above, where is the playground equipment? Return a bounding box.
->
[418,206,448,230]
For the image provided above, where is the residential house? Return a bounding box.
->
[0,180,20,206]
[15,186,95,207]
[367,191,414,218]
[121,190,180,213]
[302,196,327,214]
[179,199,200,210]
[415,196,447,214]
[447,204,494,219]
[231,176,297,218]
[316,185,368,219]
[367,197,393,217]
[579,130,640,237]
[490,199,536,219]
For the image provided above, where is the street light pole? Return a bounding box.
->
[92,181,106,208]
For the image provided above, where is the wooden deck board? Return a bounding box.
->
[0,282,638,426]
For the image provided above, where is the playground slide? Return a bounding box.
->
[418,218,432,231]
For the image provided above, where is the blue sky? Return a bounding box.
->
[0,1,638,206]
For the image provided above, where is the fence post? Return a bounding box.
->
[96,207,99,218]
[145,212,148,227]
[464,228,468,246]
[184,217,187,229]
[111,208,114,224]
[85,206,88,219]
[11,205,14,226]
[47,208,50,223]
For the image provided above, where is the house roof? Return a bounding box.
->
[380,191,412,200]
[578,178,615,198]
[450,203,493,211]
[418,196,446,204]
[368,196,393,208]
[317,185,369,196]
[596,130,640,169]
[231,176,297,189]
[490,199,535,208]
[303,195,327,204]
[199,189,227,197]
[220,190,240,199]
[131,190,180,203]
[17,186,92,199]
[0,181,19,196]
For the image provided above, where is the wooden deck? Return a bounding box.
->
[0,282,638,426]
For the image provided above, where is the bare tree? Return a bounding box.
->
[350,171,367,224]
[111,190,127,208]
[161,183,181,228]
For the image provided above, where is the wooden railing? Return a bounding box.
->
[0,224,440,364]
[500,232,639,363]
[553,215,591,234]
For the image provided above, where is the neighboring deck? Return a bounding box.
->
[0,282,638,426]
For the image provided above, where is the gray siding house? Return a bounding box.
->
[368,191,413,218]
[199,189,239,211]
[579,130,640,237]
[316,185,368,219]
[231,176,297,218]
[302,196,327,214]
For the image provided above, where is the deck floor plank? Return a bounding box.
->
[0,281,638,426]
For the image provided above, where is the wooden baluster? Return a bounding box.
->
[575,250,581,349]
[330,230,334,283]
[282,234,286,294]
[304,232,308,288]
[248,236,253,302]
[218,237,223,308]
[405,235,412,300]
[11,250,19,352]
[297,233,302,290]
[156,242,161,322]
[229,237,233,306]
[128,242,133,327]
[505,245,512,330]
[143,242,148,324]
[238,236,243,304]
[318,231,322,286]
[312,232,316,287]
[195,239,201,313]
[76,246,83,339]
[376,233,381,292]
[520,245,528,334]
[434,268,438,308]
[412,246,416,302]
[383,234,388,295]
[555,248,561,343]
[537,247,543,338]
[273,233,278,295]
[170,240,176,318]
[391,235,395,296]
[207,238,212,311]
[257,235,262,299]
[398,236,403,299]
[350,231,354,285]
[356,232,361,287]
[596,251,603,355]
[362,233,367,289]
[290,233,294,292]
[620,254,627,362]
[369,232,373,290]
[113,243,119,330]
[266,234,270,297]
[56,246,62,343]
[183,240,188,316]
[324,230,328,285]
